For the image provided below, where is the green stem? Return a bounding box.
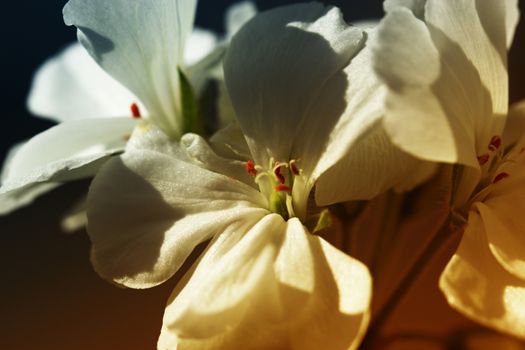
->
[359,216,456,350]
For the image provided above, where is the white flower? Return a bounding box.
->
[0,0,254,215]
[86,3,434,348]
[372,0,525,338]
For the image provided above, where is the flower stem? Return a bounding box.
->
[359,216,456,349]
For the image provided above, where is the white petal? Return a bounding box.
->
[505,0,520,48]
[87,130,267,289]
[315,125,436,205]
[27,43,140,122]
[63,0,198,137]
[0,118,136,194]
[311,31,436,204]
[0,142,59,214]
[373,8,479,167]
[440,212,525,339]
[0,183,60,215]
[183,28,218,67]
[159,216,371,349]
[383,0,426,18]
[224,3,364,168]
[425,0,510,140]
[225,1,257,39]
[477,167,525,280]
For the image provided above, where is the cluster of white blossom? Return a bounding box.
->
[1,0,524,349]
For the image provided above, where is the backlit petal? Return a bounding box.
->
[63,0,198,137]
[159,216,371,349]
[27,43,139,122]
[440,212,525,339]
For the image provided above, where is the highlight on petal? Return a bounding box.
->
[63,0,198,137]
[374,0,518,168]
[476,171,525,280]
[440,212,525,339]
[159,215,371,349]
[224,2,364,168]
[312,33,436,204]
[27,42,139,122]
[87,129,267,288]
[373,7,477,167]
[0,118,136,195]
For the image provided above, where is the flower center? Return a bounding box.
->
[245,158,302,220]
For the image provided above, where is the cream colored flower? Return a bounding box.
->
[86,2,435,348]
[372,0,525,338]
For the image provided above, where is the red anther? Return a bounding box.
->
[493,172,509,183]
[130,103,141,118]
[245,160,257,177]
[477,154,490,165]
[274,166,286,184]
[290,162,300,176]
[488,136,501,151]
[275,184,292,193]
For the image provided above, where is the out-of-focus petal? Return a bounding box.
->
[0,117,136,194]
[27,43,139,122]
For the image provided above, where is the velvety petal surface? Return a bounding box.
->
[27,43,139,122]
[63,0,198,137]
[87,128,268,288]
[159,215,371,349]
[0,118,136,194]
[440,212,525,339]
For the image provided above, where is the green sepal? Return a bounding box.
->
[178,67,201,134]
[306,208,332,233]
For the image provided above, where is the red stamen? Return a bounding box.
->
[493,172,509,183]
[245,160,257,177]
[488,136,501,151]
[274,166,286,184]
[275,184,292,193]
[477,154,490,165]
[130,103,141,118]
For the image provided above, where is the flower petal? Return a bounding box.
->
[87,128,267,289]
[224,3,364,169]
[0,142,59,214]
[159,216,371,349]
[373,8,479,167]
[27,43,139,122]
[476,171,525,280]
[308,27,436,204]
[440,212,525,339]
[63,0,198,137]
[225,1,257,38]
[425,0,512,133]
[0,118,136,194]
[315,125,436,204]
